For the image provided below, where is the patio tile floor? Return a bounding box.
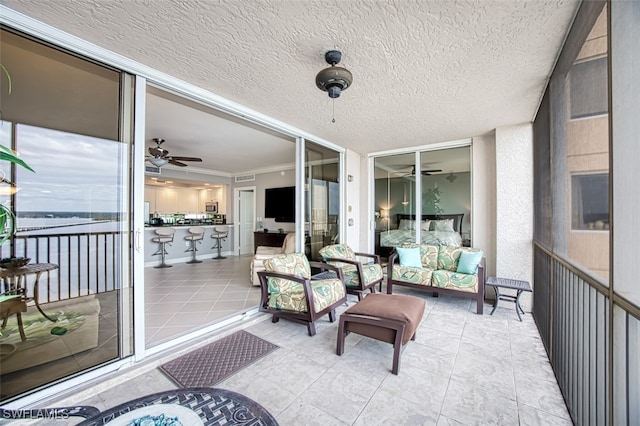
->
[36,255,571,425]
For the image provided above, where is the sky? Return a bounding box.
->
[1,122,127,213]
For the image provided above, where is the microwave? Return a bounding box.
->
[205,202,218,213]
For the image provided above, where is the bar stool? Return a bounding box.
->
[151,227,175,268]
[210,225,229,260]
[184,226,205,264]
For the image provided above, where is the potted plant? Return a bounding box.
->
[423,184,443,215]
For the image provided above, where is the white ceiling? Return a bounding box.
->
[3,0,579,176]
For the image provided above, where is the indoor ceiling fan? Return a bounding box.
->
[403,165,442,176]
[146,138,203,167]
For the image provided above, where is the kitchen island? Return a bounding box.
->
[144,224,234,267]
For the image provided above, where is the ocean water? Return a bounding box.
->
[16,218,124,236]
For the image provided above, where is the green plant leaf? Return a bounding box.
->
[0,144,34,172]
[0,204,15,245]
[0,63,11,95]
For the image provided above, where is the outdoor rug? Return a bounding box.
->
[159,330,279,388]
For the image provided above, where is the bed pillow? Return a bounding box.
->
[420,220,431,231]
[398,219,415,230]
[396,247,422,268]
[432,219,454,232]
[457,250,483,274]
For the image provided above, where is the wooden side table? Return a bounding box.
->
[0,263,59,323]
[485,276,532,321]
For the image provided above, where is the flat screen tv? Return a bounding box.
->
[265,186,295,222]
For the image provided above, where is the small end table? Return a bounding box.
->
[486,276,532,321]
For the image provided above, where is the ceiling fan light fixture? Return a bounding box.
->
[316,50,353,98]
[149,157,169,167]
[446,172,457,183]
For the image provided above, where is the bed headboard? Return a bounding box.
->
[396,213,464,234]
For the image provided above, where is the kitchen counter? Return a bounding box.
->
[144,224,234,266]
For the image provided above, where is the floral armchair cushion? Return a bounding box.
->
[262,253,345,313]
[341,264,383,288]
[319,244,356,263]
[319,244,383,288]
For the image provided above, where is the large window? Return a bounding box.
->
[571,173,609,230]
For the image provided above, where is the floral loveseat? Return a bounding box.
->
[387,244,485,314]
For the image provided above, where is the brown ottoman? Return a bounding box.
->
[336,293,426,374]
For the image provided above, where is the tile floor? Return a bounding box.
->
[39,255,572,425]
[144,255,261,347]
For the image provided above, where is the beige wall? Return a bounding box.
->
[565,5,609,281]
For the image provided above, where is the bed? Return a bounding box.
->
[377,214,464,256]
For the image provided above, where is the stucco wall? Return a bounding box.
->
[344,149,363,250]
[471,132,496,279]
[495,124,534,307]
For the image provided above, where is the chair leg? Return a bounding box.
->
[154,242,172,268]
[186,240,202,264]
[328,309,336,322]
[307,322,316,336]
[211,237,227,260]
[271,315,280,323]
[16,312,26,342]
[336,317,346,356]
[391,326,405,375]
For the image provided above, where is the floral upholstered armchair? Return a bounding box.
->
[257,253,347,336]
[319,244,384,300]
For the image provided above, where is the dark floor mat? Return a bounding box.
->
[159,330,279,388]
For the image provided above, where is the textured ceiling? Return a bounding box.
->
[3,0,579,157]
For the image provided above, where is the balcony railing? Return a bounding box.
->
[533,242,640,425]
[0,231,124,303]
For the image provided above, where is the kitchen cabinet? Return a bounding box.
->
[145,186,158,213]
[177,189,198,213]
[157,188,178,213]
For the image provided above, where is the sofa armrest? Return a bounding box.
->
[477,257,486,297]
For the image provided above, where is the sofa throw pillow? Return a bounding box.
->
[457,250,483,274]
[397,247,422,268]
[432,219,455,232]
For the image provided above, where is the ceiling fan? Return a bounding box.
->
[146,138,203,167]
[403,165,442,176]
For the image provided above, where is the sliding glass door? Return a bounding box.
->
[304,141,340,261]
[0,27,133,401]
[372,145,471,258]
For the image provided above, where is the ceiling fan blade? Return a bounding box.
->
[408,165,443,175]
[169,156,202,162]
[421,169,442,175]
[168,159,189,167]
